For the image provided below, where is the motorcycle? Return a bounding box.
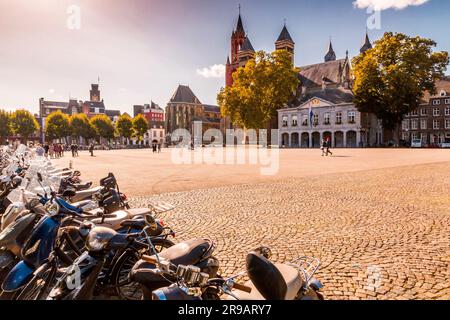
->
[149,247,324,301]
[130,238,220,300]
[46,215,175,301]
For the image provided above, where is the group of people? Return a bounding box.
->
[43,143,65,159]
[70,144,80,157]
[152,143,162,153]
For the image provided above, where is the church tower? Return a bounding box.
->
[90,83,100,102]
[360,31,373,54]
[324,40,336,62]
[275,23,295,64]
[226,7,247,87]
[238,37,255,67]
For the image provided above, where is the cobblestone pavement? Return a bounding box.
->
[130,162,450,300]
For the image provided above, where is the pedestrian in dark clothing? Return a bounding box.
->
[326,138,333,156]
[75,144,79,157]
[70,144,75,157]
[89,144,94,157]
[44,144,49,158]
[157,143,161,153]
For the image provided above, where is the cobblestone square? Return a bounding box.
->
[55,149,450,300]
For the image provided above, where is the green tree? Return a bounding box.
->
[0,110,12,145]
[116,114,134,144]
[69,113,96,144]
[217,50,299,129]
[353,32,449,143]
[11,109,40,143]
[45,111,71,142]
[90,114,115,142]
[132,114,148,145]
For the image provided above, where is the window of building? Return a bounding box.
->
[445,119,450,129]
[421,119,427,130]
[421,108,427,116]
[445,107,450,116]
[401,132,409,141]
[421,133,428,143]
[282,116,288,127]
[336,112,342,124]
[411,109,418,116]
[292,115,298,127]
[445,99,450,105]
[411,133,419,140]
[160,131,163,137]
[313,114,319,126]
[433,120,440,129]
[302,115,308,126]
[348,111,356,124]
[433,108,440,116]
[153,131,157,137]
[324,113,331,125]
[402,120,409,130]
[411,120,418,130]
[432,100,441,105]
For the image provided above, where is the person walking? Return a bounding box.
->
[157,143,161,153]
[326,137,333,156]
[44,144,49,159]
[70,144,75,157]
[75,144,79,157]
[89,143,94,157]
[49,144,55,159]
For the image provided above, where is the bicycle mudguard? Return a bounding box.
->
[1,260,34,292]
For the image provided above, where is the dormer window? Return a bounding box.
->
[439,90,447,97]
[432,100,441,106]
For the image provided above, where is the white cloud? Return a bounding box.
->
[353,0,430,11]
[196,64,226,79]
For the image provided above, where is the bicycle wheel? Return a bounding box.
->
[111,238,175,300]
[16,261,57,300]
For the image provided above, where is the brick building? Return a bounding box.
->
[133,101,166,145]
[401,76,450,146]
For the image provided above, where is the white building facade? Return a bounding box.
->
[278,97,382,148]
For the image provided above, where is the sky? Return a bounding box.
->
[0,0,449,115]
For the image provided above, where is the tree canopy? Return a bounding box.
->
[132,114,148,143]
[353,32,449,132]
[90,114,115,141]
[116,114,134,142]
[0,110,12,144]
[217,50,299,129]
[70,113,96,143]
[45,111,71,141]
[10,109,40,142]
